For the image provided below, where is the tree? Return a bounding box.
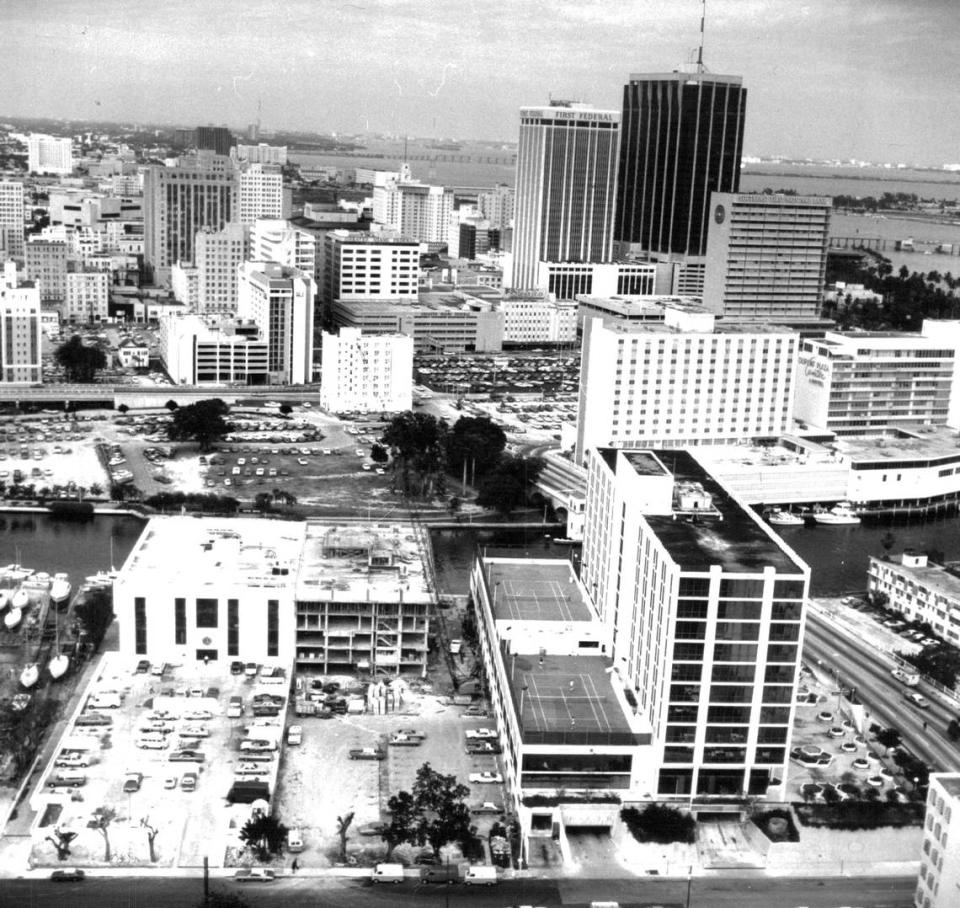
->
[239,813,288,861]
[412,763,474,857]
[117,404,129,415]
[254,492,273,514]
[371,443,389,464]
[73,586,114,651]
[167,399,232,452]
[382,411,449,499]
[446,417,507,478]
[91,807,117,862]
[279,404,293,416]
[141,816,159,862]
[475,454,545,515]
[89,482,103,497]
[45,826,78,861]
[620,805,696,844]
[382,790,421,861]
[55,336,107,383]
[872,726,902,751]
[336,811,354,863]
[165,400,179,411]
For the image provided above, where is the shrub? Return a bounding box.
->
[621,804,695,845]
[793,800,923,831]
[751,808,800,843]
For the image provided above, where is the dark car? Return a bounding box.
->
[135,660,151,674]
[50,868,86,882]
[169,750,206,763]
[75,711,112,727]
[230,661,244,675]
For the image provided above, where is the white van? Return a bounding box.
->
[88,691,121,709]
[287,827,304,853]
[48,771,87,788]
[136,734,168,750]
[464,865,498,885]
[372,863,405,883]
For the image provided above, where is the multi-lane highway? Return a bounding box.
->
[803,611,960,772]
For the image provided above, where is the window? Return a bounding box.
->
[134,596,147,655]
[196,598,218,628]
[717,601,763,619]
[267,599,279,657]
[705,726,748,743]
[707,706,751,724]
[175,597,186,645]
[710,685,753,703]
[713,644,758,663]
[227,599,239,657]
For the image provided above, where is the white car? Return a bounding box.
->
[891,667,919,687]
[465,728,498,740]
[904,691,930,709]
[286,725,302,746]
[469,772,503,784]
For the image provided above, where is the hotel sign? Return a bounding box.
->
[798,353,830,386]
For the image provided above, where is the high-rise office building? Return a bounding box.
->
[237,262,315,384]
[616,71,746,263]
[702,193,831,321]
[196,126,235,157]
[581,447,809,799]
[27,134,74,175]
[511,101,620,290]
[238,164,285,224]
[373,181,453,245]
[0,181,25,261]
[195,223,249,315]
[477,183,515,231]
[142,154,237,285]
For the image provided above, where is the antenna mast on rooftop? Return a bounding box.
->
[696,0,707,72]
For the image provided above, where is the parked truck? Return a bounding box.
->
[420,864,462,884]
[463,865,498,885]
[371,863,405,884]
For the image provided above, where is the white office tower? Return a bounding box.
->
[64,271,110,323]
[575,308,798,462]
[580,447,809,800]
[27,133,73,175]
[0,275,42,383]
[238,163,284,224]
[0,181,25,260]
[511,101,620,290]
[702,193,831,322]
[234,143,288,165]
[321,231,420,307]
[195,223,249,315]
[320,328,413,414]
[251,219,317,276]
[477,183,515,231]
[916,774,960,908]
[373,181,453,244]
[237,262,315,384]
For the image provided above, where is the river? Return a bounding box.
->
[3,512,957,607]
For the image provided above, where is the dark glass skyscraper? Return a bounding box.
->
[615,71,746,259]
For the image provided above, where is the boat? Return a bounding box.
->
[11,588,29,610]
[50,573,71,605]
[4,606,22,630]
[19,662,39,689]
[813,503,861,525]
[48,652,70,680]
[766,509,805,527]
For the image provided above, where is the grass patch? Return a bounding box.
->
[751,808,800,843]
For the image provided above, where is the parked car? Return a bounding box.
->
[233,868,276,883]
[466,741,502,755]
[394,728,426,740]
[469,772,503,784]
[184,709,214,722]
[180,771,198,792]
[286,725,302,746]
[465,728,498,740]
[135,660,151,674]
[358,822,389,837]
[389,734,422,747]
[891,667,920,687]
[50,868,86,882]
[470,802,503,815]
[349,747,385,761]
[179,724,210,738]
[122,771,143,793]
[163,776,178,789]
[55,753,91,768]
[169,750,206,763]
[230,661,245,675]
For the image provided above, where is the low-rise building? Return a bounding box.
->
[64,270,110,324]
[116,338,150,369]
[499,292,576,345]
[319,328,413,413]
[868,551,960,646]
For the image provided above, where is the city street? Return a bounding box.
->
[5,872,917,908]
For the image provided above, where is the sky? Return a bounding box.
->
[2,0,959,166]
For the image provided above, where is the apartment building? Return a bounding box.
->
[24,238,68,302]
[373,181,453,245]
[251,219,317,276]
[27,133,73,175]
[915,774,960,908]
[64,270,110,323]
[0,181,25,260]
[0,277,42,384]
[238,163,285,224]
[195,223,249,315]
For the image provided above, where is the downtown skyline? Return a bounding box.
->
[2,0,960,167]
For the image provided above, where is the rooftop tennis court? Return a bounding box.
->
[507,654,644,743]
[487,560,593,623]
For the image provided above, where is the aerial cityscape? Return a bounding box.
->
[2,2,960,908]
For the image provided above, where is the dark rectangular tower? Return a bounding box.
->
[616,72,746,260]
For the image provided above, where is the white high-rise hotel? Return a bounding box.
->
[511,101,620,290]
[238,164,284,224]
[27,134,73,175]
[575,305,798,462]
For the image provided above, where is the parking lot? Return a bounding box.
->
[276,689,508,867]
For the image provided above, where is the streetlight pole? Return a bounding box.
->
[685,864,693,908]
